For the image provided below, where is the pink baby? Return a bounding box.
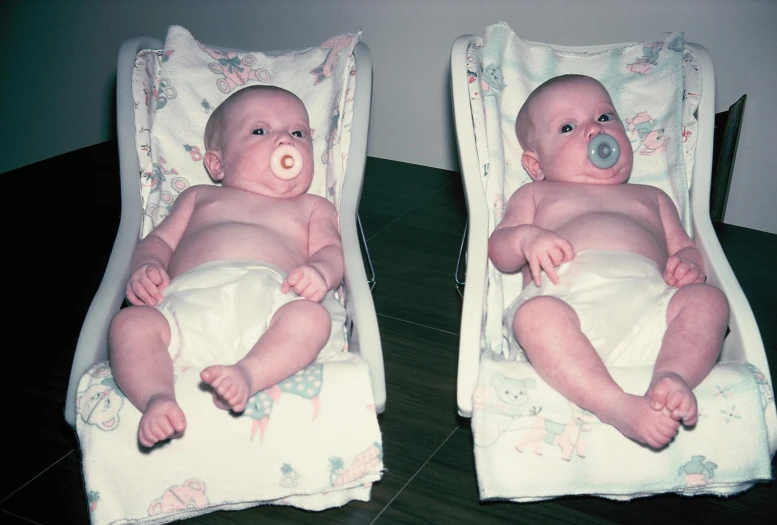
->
[490,74,729,449]
[109,86,344,447]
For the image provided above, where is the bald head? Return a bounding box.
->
[515,74,612,151]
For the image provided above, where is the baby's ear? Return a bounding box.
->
[204,150,224,181]
[521,151,543,181]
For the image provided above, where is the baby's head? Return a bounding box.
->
[515,74,633,185]
[203,85,314,198]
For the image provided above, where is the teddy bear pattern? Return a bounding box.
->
[148,478,209,516]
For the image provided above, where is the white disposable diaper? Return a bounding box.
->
[503,250,677,367]
[156,260,347,367]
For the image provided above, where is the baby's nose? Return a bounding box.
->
[586,124,604,139]
[276,133,294,145]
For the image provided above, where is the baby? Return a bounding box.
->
[490,74,729,449]
[109,85,345,448]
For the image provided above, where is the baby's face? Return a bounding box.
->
[525,78,633,185]
[216,89,314,198]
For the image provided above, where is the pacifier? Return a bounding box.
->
[587,134,620,169]
[270,145,303,180]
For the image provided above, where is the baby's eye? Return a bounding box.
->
[561,123,575,133]
[598,114,611,122]
[291,130,305,138]
[252,128,267,135]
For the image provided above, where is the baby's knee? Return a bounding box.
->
[513,296,577,336]
[109,305,159,335]
[280,300,331,334]
[673,283,729,321]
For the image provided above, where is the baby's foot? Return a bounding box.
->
[200,365,252,413]
[601,393,680,449]
[138,395,186,448]
[648,372,698,426]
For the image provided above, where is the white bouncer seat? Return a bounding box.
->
[65,26,386,524]
[451,24,776,501]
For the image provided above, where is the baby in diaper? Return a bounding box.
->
[489,74,729,449]
[109,85,345,447]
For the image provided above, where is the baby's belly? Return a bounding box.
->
[555,212,668,266]
[168,225,305,279]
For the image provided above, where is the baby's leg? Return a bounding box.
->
[514,296,680,449]
[201,300,331,412]
[648,284,729,425]
[109,306,186,448]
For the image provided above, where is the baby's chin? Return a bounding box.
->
[577,164,632,185]
[221,179,312,198]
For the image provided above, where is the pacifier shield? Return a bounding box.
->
[588,134,620,169]
[270,145,303,180]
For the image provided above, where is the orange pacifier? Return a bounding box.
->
[270,145,303,180]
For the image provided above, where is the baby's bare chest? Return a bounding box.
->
[189,191,311,237]
[533,184,660,227]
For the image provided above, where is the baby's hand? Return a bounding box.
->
[521,228,575,286]
[126,263,170,306]
[282,265,328,302]
[663,255,706,287]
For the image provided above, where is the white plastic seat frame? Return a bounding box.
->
[450,34,772,418]
[64,36,385,427]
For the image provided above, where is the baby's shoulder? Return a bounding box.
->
[507,181,538,201]
[302,193,337,212]
[182,183,219,199]
[626,183,671,200]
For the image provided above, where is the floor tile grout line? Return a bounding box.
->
[0,509,44,525]
[364,177,459,243]
[376,313,459,336]
[369,425,459,525]
[0,449,75,507]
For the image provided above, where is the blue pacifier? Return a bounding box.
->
[588,134,620,169]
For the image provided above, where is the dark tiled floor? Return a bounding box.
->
[2,144,776,524]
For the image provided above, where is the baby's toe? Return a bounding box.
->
[649,382,671,411]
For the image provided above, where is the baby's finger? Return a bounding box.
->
[295,281,315,300]
[679,268,703,287]
[283,269,302,294]
[541,255,560,286]
[131,282,156,306]
[126,284,144,306]
[148,267,170,290]
[548,246,564,267]
[664,256,680,276]
[560,241,575,262]
[674,263,690,281]
[139,276,164,304]
[529,258,543,287]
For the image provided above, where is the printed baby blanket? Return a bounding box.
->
[473,356,773,501]
[76,355,384,524]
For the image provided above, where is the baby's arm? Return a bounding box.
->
[282,197,344,302]
[488,184,575,286]
[126,187,198,305]
[657,190,705,287]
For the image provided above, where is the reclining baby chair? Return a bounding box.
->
[64,25,385,524]
[451,22,776,501]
